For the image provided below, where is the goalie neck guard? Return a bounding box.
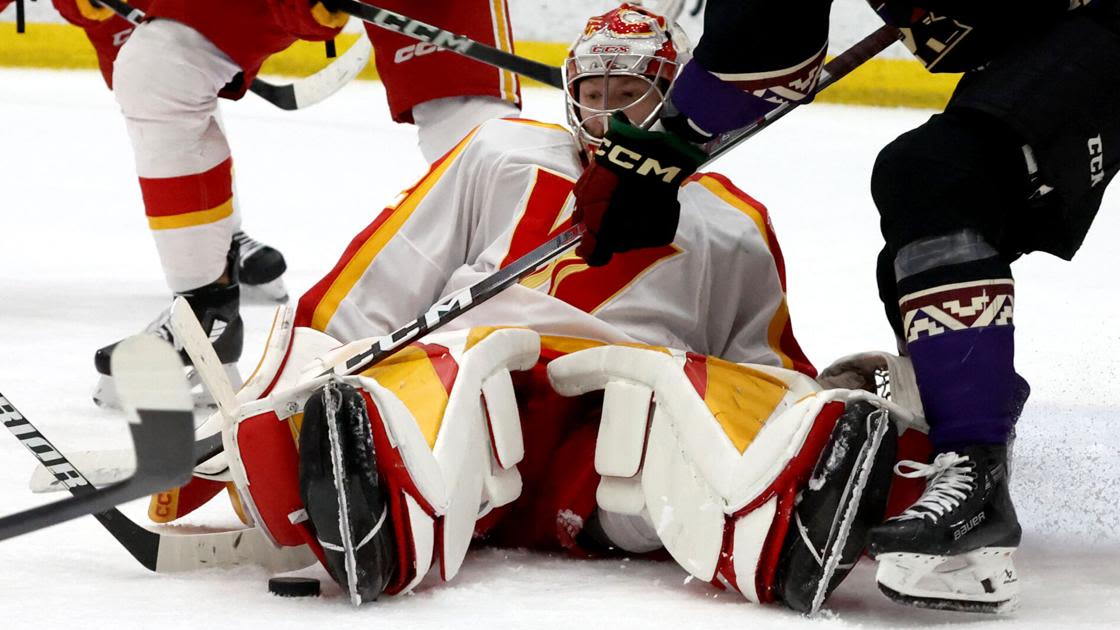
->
[563,3,691,150]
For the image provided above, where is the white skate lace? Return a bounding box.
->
[893,452,975,521]
[233,231,265,260]
[143,306,176,346]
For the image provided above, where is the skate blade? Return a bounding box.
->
[242,277,289,304]
[875,548,1019,614]
[93,363,242,412]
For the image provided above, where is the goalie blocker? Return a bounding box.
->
[198,311,928,610]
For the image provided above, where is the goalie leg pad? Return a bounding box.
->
[548,344,861,603]
[225,327,538,596]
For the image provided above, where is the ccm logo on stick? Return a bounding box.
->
[372,9,472,54]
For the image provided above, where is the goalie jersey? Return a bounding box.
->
[296,117,813,376]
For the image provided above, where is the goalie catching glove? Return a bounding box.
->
[573,113,706,266]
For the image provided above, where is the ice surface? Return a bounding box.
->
[1,68,1118,627]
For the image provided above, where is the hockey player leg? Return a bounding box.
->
[94,19,247,408]
[299,379,396,604]
[870,114,1029,613]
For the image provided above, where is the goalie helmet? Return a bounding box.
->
[563,3,691,149]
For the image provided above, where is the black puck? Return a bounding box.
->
[268,576,321,597]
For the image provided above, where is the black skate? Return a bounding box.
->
[93,279,243,409]
[234,231,288,303]
[774,400,897,615]
[868,444,1021,613]
[299,380,397,605]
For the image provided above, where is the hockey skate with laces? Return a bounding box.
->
[93,278,243,410]
[234,230,289,303]
[868,444,1021,613]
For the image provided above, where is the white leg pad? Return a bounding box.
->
[642,404,726,581]
[481,370,524,469]
[595,381,653,478]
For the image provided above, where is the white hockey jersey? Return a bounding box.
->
[296,118,812,374]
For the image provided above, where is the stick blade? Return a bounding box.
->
[111,334,196,489]
[111,335,193,415]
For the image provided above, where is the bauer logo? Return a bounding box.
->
[953,510,986,540]
[1088,135,1105,187]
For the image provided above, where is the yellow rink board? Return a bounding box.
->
[0,23,960,110]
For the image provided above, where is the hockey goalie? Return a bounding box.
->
[166,3,946,614]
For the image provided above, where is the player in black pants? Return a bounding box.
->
[572,0,1120,613]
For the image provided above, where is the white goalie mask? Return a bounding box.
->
[563,3,691,150]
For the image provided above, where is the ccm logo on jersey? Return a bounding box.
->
[395,42,440,63]
[112,28,135,48]
[595,138,685,184]
[1088,134,1105,187]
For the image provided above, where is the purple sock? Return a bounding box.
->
[900,279,1030,451]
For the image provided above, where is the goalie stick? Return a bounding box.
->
[332,24,903,378]
[0,336,194,541]
[94,0,372,111]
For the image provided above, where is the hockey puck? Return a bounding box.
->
[268,576,321,598]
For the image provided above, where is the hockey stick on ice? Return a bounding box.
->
[0,336,194,541]
[1,371,313,571]
[326,0,565,89]
[31,301,283,493]
[333,25,903,378]
[94,0,371,111]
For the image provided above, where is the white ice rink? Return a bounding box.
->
[1,68,1119,628]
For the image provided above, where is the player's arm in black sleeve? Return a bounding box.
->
[667,0,834,138]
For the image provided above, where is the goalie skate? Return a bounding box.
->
[775,400,897,615]
[869,444,1021,613]
[299,380,397,605]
